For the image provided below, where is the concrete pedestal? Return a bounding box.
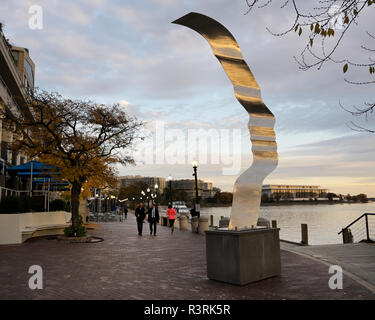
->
[179,215,188,231]
[191,216,198,233]
[205,228,281,286]
[198,216,209,235]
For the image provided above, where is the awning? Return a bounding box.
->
[16,171,59,176]
[6,160,57,172]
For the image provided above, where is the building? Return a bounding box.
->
[171,179,216,200]
[118,176,166,194]
[202,182,216,199]
[262,184,328,201]
[118,176,217,200]
[0,27,35,187]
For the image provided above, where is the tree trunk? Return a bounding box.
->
[71,181,82,235]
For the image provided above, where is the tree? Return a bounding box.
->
[211,191,233,204]
[261,193,270,203]
[1,90,143,235]
[161,188,191,205]
[245,0,375,132]
[357,193,368,202]
[327,192,337,201]
[118,182,150,202]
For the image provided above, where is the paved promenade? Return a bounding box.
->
[0,214,374,300]
[281,242,375,293]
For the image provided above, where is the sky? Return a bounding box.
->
[1,0,374,196]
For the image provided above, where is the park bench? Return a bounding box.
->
[20,211,71,242]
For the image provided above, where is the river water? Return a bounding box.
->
[201,202,375,245]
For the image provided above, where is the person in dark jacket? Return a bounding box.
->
[147,203,159,236]
[135,203,146,236]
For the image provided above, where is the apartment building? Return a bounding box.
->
[0,27,35,187]
[118,176,166,194]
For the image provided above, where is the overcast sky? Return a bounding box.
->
[1,0,374,196]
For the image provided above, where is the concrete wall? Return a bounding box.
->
[0,214,22,244]
[0,211,71,245]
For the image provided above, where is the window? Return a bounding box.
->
[1,141,8,161]
[12,151,18,165]
[24,58,34,86]
[11,50,19,64]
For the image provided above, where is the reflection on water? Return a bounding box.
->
[201,202,375,245]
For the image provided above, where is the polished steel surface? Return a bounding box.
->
[173,12,278,230]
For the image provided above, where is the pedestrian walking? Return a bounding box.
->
[167,204,177,235]
[147,203,159,236]
[135,203,146,236]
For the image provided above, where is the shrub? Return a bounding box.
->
[64,215,86,237]
[50,199,69,211]
[20,196,33,212]
[0,195,64,213]
[0,196,22,213]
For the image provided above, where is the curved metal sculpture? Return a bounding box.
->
[173,12,278,230]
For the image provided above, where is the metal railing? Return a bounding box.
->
[338,213,375,244]
[0,186,29,200]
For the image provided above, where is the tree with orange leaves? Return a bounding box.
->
[2,90,143,235]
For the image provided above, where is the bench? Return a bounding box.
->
[20,211,72,243]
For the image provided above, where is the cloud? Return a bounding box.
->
[1,0,374,195]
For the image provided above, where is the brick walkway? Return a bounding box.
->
[0,214,374,300]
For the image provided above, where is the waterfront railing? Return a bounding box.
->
[338,213,375,244]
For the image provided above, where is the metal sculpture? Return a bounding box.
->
[173,12,278,230]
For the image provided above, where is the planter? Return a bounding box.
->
[57,235,104,243]
[205,228,281,285]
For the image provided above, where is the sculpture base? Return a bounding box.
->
[205,228,281,286]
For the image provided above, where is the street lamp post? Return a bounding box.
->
[167,175,173,206]
[154,183,159,205]
[192,160,200,218]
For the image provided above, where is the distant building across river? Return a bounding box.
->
[262,184,329,201]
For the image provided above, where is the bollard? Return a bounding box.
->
[301,224,308,245]
[199,216,209,235]
[272,220,277,228]
[179,215,188,231]
[191,216,199,233]
[210,215,214,227]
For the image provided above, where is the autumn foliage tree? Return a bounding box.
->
[1,91,143,235]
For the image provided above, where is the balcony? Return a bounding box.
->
[0,30,32,119]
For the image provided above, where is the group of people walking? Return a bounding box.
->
[134,203,177,236]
